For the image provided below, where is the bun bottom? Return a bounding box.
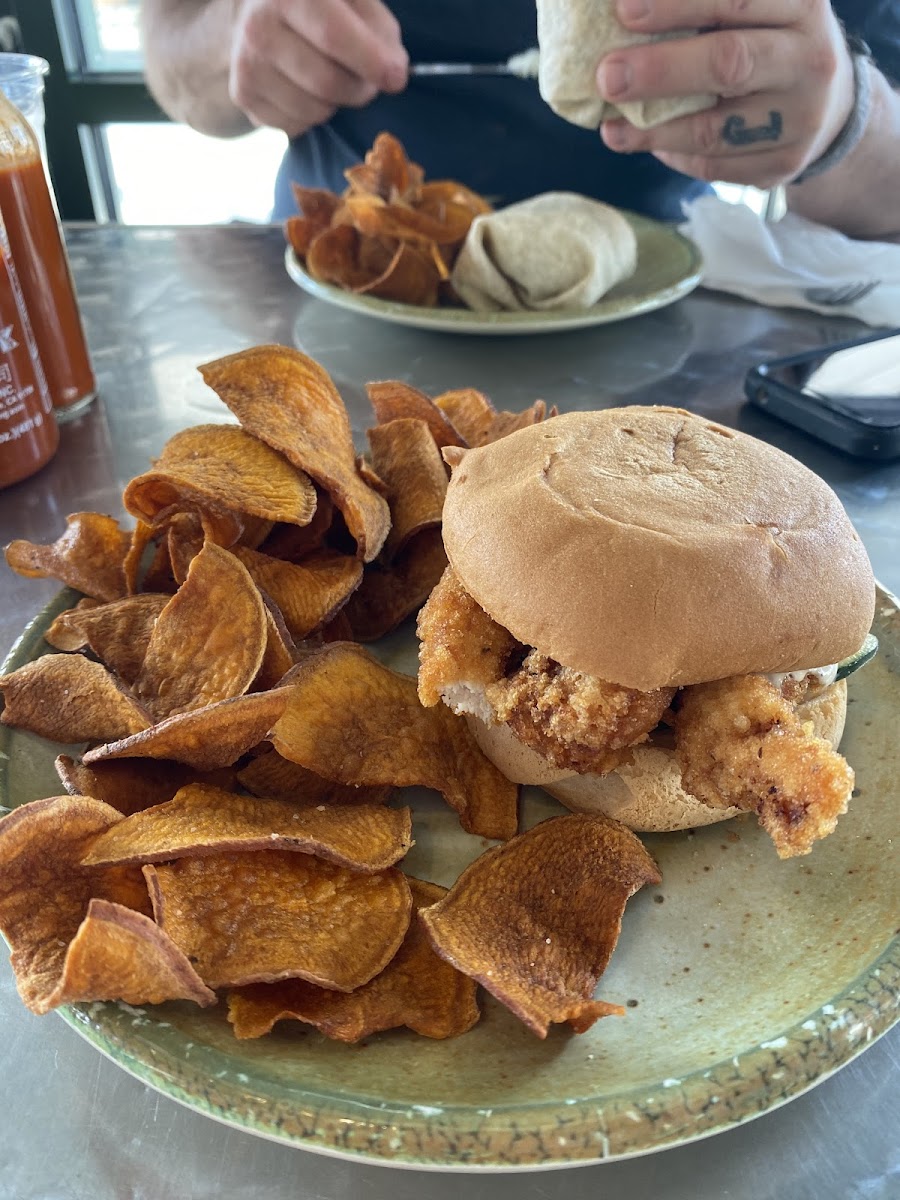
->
[468,681,848,833]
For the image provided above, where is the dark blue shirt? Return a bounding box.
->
[275,1,900,221]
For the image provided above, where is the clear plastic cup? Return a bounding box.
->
[0,54,49,163]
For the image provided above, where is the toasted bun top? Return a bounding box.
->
[441,407,875,691]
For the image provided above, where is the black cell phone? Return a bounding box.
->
[745,328,900,460]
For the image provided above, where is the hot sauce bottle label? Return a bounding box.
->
[0,331,50,444]
[0,209,58,486]
[0,217,51,408]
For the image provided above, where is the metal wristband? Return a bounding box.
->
[792,43,873,184]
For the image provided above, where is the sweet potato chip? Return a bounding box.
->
[145,507,272,583]
[255,594,298,689]
[43,597,101,648]
[82,783,412,872]
[294,184,343,220]
[355,229,401,279]
[53,898,216,1009]
[124,425,317,531]
[199,346,390,562]
[418,180,492,222]
[146,852,412,990]
[486,400,556,444]
[435,390,556,448]
[227,877,479,1041]
[141,535,178,596]
[354,456,388,497]
[55,754,234,816]
[367,419,448,561]
[306,225,441,306]
[123,520,156,595]
[420,813,661,1037]
[259,492,335,562]
[343,528,448,641]
[344,132,423,202]
[320,610,355,642]
[356,240,441,306]
[294,184,343,218]
[161,511,204,584]
[229,547,362,641]
[157,507,273,568]
[286,186,342,257]
[0,796,153,1012]
[291,184,342,221]
[286,214,320,261]
[0,655,150,744]
[5,513,131,602]
[184,504,246,551]
[238,516,276,550]
[45,594,169,684]
[345,193,474,250]
[202,506,247,548]
[133,543,267,721]
[83,686,291,772]
[270,643,517,840]
[237,749,392,807]
[434,388,497,446]
[95,863,155,917]
[366,381,466,449]
[305,223,388,291]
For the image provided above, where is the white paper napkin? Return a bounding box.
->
[680,195,900,328]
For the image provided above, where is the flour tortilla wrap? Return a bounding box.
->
[450,192,638,313]
[536,0,716,130]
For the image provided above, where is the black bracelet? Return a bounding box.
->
[792,37,873,184]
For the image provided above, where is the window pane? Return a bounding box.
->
[103,124,287,223]
[61,0,143,73]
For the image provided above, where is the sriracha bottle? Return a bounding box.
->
[0,87,96,416]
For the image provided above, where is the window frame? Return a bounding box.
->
[13,0,165,219]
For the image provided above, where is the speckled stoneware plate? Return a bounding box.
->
[1,586,898,1171]
[284,212,702,335]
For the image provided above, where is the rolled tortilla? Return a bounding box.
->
[536,0,716,130]
[450,192,638,313]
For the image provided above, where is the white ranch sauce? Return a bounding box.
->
[765,664,838,690]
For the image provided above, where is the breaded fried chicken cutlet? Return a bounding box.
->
[417,407,877,858]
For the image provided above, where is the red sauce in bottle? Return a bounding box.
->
[0,90,96,414]
[0,208,58,488]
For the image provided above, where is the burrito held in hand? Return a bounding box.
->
[450,192,638,313]
[537,0,716,130]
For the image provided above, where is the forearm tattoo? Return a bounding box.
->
[721,111,783,145]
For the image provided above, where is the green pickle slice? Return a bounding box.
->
[835,633,879,682]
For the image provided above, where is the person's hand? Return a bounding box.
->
[596,0,856,188]
[229,0,408,138]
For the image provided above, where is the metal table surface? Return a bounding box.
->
[0,224,896,1200]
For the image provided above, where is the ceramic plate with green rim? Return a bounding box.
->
[1,586,898,1171]
[284,213,702,335]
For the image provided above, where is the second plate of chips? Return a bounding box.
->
[284,213,702,335]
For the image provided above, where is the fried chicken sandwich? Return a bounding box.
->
[417,406,876,858]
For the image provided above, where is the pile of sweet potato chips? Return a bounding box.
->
[0,343,659,1044]
[285,132,491,307]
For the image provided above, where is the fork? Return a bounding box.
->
[411,48,540,79]
[803,281,880,306]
